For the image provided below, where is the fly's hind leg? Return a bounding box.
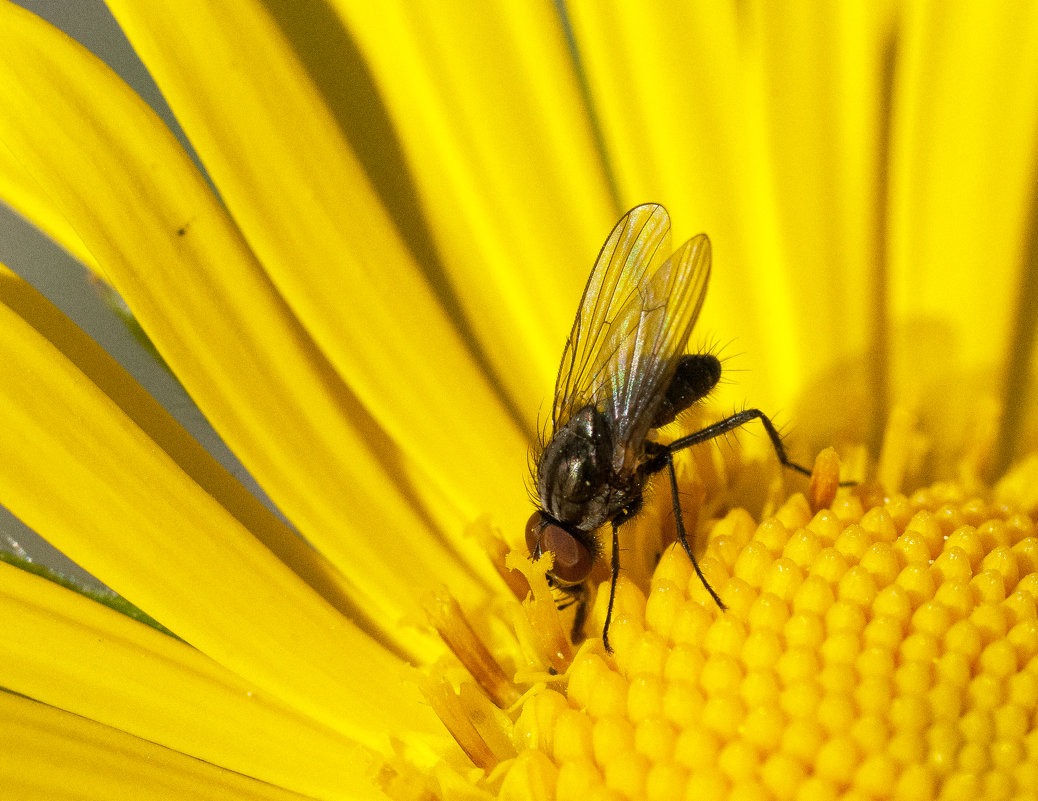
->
[661,408,812,476]
[661,407,852,486]
[641,408,851,614]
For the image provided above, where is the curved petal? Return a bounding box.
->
[568,2,1038,458]
[0,691,374,801]
[748,2,897,421]
[0,562,385,799]
[565,3,888,412]
[0,264,389,645]
[0,138,98,271]
[101,0,533,532]
[331,0,617,413]
[0,289,445,748]
[0,3,501,631]
[887,3,1038,435]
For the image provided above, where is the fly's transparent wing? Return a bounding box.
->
[597,233,711,465]
[552,204,671,429]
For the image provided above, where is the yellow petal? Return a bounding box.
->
[0,4,498,630]
[747,3,898,421]
[889,3,1038,371]
[566,3,1038,461]
[887,3,1038,450]
[565,2,802,422]
[0,287,444,749]
[0,137,97,271]
[102,1,533,531]
[0,691,376,800]
[0,561,384,798]
[564,5,800,400]
[335,0,618,412]
[0,264,388,646]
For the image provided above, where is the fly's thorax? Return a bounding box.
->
[536,404,618,530]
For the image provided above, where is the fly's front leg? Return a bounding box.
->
[555,584,589,644]
[601,506,637,653]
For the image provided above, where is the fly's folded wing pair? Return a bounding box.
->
[551,204,712,472]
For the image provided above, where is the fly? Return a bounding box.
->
[526,203,815,652]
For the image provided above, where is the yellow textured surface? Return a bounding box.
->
[503,476,1038,799]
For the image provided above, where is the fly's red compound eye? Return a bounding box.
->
[525,512,592,586]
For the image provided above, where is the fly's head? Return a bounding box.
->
[524,512,594,588]
[526,404,615,588]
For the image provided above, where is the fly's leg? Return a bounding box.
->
[660,408,812,475]
[639,408,850,615]
[603,410,850,650]
[555,584,589,644]
[606,522,618,655]
[665,449,726,610]
[570,588,588,644]
[657,408,855,486]
[602,507,635,653]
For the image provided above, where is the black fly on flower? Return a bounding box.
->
[526,203,816,652]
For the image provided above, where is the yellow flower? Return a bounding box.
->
[0,3,1036,801]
